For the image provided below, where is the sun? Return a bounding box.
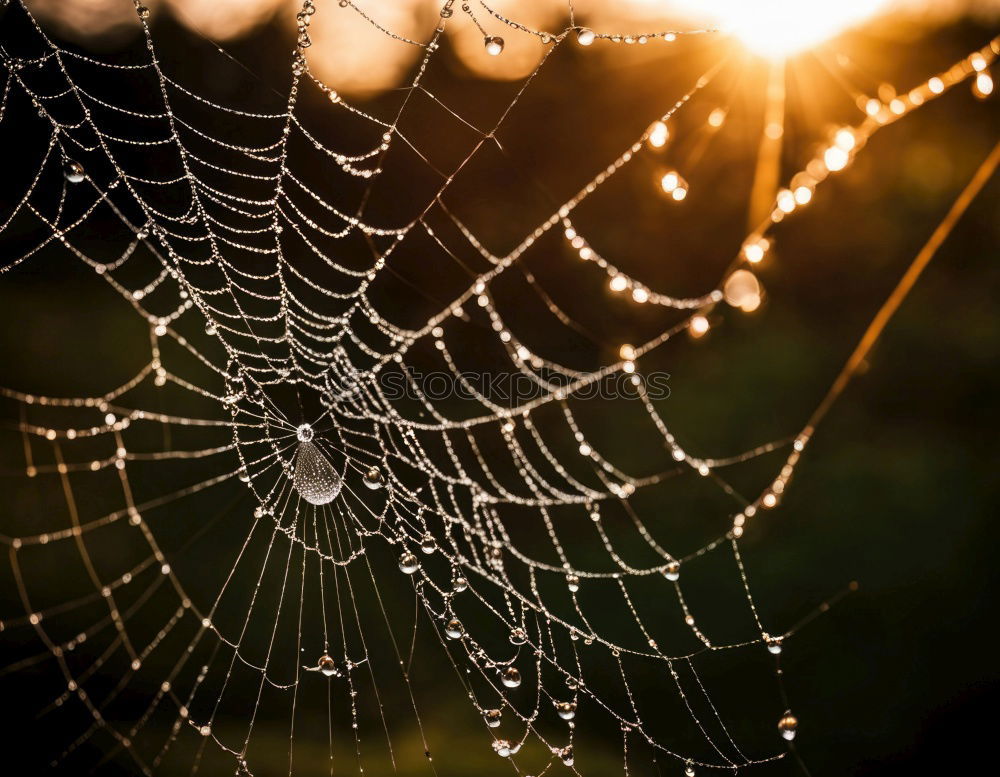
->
[672,0,888,59]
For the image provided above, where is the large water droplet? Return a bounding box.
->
[501,667,521,688]
[363,466,384,489]
[318,654,340,677]
[778,713,798,740]
[293,441,342,505]
[399,552,419,574]
[65,161,85,183]
[555,701,576,720]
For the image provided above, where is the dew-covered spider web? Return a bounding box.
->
[0,1,997,775]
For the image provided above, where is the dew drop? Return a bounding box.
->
[484,36,504,56]
[484,708,502,728]
[65,161,85,183]
[399,552,419,574]
[724,269,761,310]
[492,739,512,757]
[318,654,340,677]
[555,701,576,720]
[778,713,798,740]
[363,466,385,489]
[420,533,437,554]
[444,618,464,639]
[664,561,680,581]
[577,28,595,46]
[501,666,521,688]
[293,441,342,505]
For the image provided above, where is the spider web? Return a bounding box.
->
[0,1,995,775]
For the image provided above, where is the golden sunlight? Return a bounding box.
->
[671,0,890,59]
[26,0,995,94]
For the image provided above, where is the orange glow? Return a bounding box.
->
[973,72,994,98]
[26,0,993,97]
[304,0,424,98]
[824,145,850,172]
[170,0,282,39]
[689,315,710,336]
[30,0,141,42]
[724,269,761,309]
[671,0,889,59]
[648,121,670,148]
